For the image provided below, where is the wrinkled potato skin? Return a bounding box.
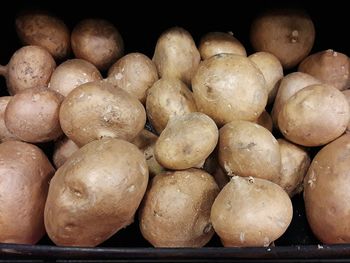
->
[0,96,18,142]
[53,136,80,169]
[139,169,219,247]
[44,139,148,247]
[0,141,55,244]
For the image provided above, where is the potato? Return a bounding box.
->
[192,53,267,126]
[211,176,293,247]
[139,169,219,247]
[304,134,350,243]
[107,53,159,104]
[71,19,124,71]
[203,153,230,190]
[15,11,70,60]
[155,112,218,170]
[271,72,321,128]
[60,81,146,146]
[219,120,280,183]
[49,59,102,97]
[277,139,310,197]
[0,45,56,95]
[44,138,148,247]
[152,27,200,85]
[53,136,80,169]
[0,141,55,244]
[256,110,273,132]
[249,52,283,104]
[278,84,350,146]
[0,96,18,142]
[5,87,63,143]
[146,78,197,134]
[198,32,247,60]
[132,129,165,177]
[342,90,350,131]
[250,9,315,69]
[298,49,350,91]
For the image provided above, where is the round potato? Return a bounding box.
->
[0,96,18,142]
[53,136,80,169]
[59,81,146,146]
[211,176,293,247]
[278,84,350,146]
[146,78,197,134]
[198,31,247,60]
[192,53,267,126]
[0,141,55,244]
[44,138,148,247]
[139,169,219,247]
[155,112,218,170]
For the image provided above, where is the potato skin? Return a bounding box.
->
[211,176,293,247]
[53,136,80,169]
[342,90,350,131]
[256,110,273,132]
[59,81,146,146]
[192,53,267,127]
[44,138,148,247]
[304,134,350,243]
[0,96,18,142]
[16,11,70,60]
[139,169,219,247]
[0,141,55,244]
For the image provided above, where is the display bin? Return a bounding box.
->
[0,0,349,261]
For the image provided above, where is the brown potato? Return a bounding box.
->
[153,27,200,85]
[219,120,280,183]
[0,96,18,142]
[199,32,247,60]
[5,87,63,143]
[71,19,124,71]
[277,139,310,197]
[192,53,267,126]
[256,110,273,132]
[249,52,283,104]
[15,11,70,60]
[155,112,218,170]
[211,176,293,247]
[139,169,219,247]
[250,9,315,69]
[278,84,350,146]
[44,138,148,247]
[146,78,197,134]
[0,141,55,244]
[59,81,146,146]
[342,90,350,131]
[298,49,350,90]
[53,136,80,169]
[107,53,159,104]
[49,59,102,97]
[0,45,56,95]
[304,134,350,243]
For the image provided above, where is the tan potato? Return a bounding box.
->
[219,120,280,183]
[203,153,230,190]
[0,45,56,95]
[211,176,293,247]
[192,53,267,126]
[277,139,310,197]
[132,129,165,177]
[146,78,197,134]
[0,141,55,244]
[342,90,350,131]
[15,11,70,60]
[139,169,219,247]
[5,87,63,143]
[256,110,273,132]
[0,96,18,142]
[152,27,200,85]
[250,9,315,69]
[249,52,283,104]
[59,81,146,146]
[49,59,102,97]
[53,136,80,169]
[71,19,124,71]
[107,53,159,104]
[155,112,218,170]
[271,72,321,128]
[298,49,350,91]
[198,32,247,60]
[278,84,350,146]
[44,138,148,247]
[304,134,350,243]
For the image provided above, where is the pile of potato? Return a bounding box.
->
[1,8,350,248]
